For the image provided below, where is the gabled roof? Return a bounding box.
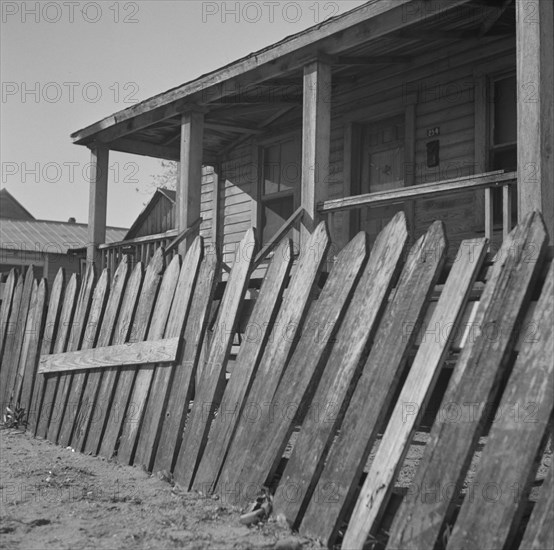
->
[125,188,175,239]
[0,219,127,254]
[0,188,35,220]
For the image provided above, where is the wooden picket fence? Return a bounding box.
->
[0,210,552,550]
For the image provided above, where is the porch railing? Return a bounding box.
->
[318,170,518,243]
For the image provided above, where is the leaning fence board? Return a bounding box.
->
[36,274,78,439]
[152,252,219,474]
[0,269,17,365]
[215,221,330,495]
[273,212,408,525]
[0,276,22,388]
[72,257,130,451]
[519,464,554,549]
[342,237,487,550]
[58,269,109,447]
[300,221,447,545]
[2,266,34,406]
[446,261,554,549]
[192,238,293,492]
[116,254,180,465]
[99,252,163,460]
[15,279,48,418]
[39,338,180,374]
[48,266,95,444]
[175,229,256,489]
[89,261,144,456]
[230,231,369,507]
[386,211,549,550]
[133,237,203,470]
[29,269,64,434]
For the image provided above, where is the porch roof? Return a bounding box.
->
[71,0,515,163]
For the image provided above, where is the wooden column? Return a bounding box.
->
[86,144,109,266]
[301,59,331,247]
[178,111,204,255]
[516,0,554,236]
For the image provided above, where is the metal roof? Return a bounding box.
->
[0,219,127,254]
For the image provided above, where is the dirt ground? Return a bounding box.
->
[0,428,316,550]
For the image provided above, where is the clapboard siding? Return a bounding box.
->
[200,166,215,246]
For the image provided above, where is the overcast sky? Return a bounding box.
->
[1,0,366,228]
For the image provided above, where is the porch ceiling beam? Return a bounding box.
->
[479,0,513,38]
[332,55,412,65]
[204,122,263,134]
[108,137,180,161]
[72,0,475,146]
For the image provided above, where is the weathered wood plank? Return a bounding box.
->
[47,267,95,443]
[175,229,256,488]
[39,338,180,374]
[215,221,330,495]
[152,252,220,474]
[28,269,64,434]
[0,276,22,386]
[116,254,180,465]
[84,260,143,455]
[518,463,554,550]
[273,212,409,526]
[133,237,203,470]
[230,230,369,507]
[58,269,109,447]
[36,274,78,439]
[71,257,130,451]
[98,252,163,460]
[446,261,554,549]
[386,211,549,549]
[342,238,487,550]
[15,279,48,421]
[300,221,447,545]
[0,269,17,366]
[192,238,293,492]
[1,266,34,407]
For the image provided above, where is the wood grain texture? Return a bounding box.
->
[152,252,219,475]
[519,463,554,550]
[84,261,143,455]
[29,269,64,434]
[39,338,179,374]
[231,230,369,507]
[273,212,408,526]
[0,269,17,366]
[0,276,22,388]
[71,257,130,451]
[446,261,554,549]
[36,274,78,439]
[300,220,447,545]
[386,211,549,550]
[215,221,330,495]
[192,238,293,493]
[133,237,203,470]
[175,229,256,489]
[48,267,95,443]
[342,238,487,550]
[99,251,163,460]
[116,253,180,465]
[58,269,109,447]
[1,266,34,406]
[16,279,48,420]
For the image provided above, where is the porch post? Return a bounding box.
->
[301,59,331,247]
[516,0,554,236]
[86,144,109,266]
[178,110,204,255]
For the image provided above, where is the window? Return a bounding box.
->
[260,136,301,244]
[490,74,517,223]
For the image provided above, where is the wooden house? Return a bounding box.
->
[72,0,553,270]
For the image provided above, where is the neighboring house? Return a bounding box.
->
[70,0,552,267]
[0,189,127,282]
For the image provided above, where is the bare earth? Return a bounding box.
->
[0,428,315,550]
